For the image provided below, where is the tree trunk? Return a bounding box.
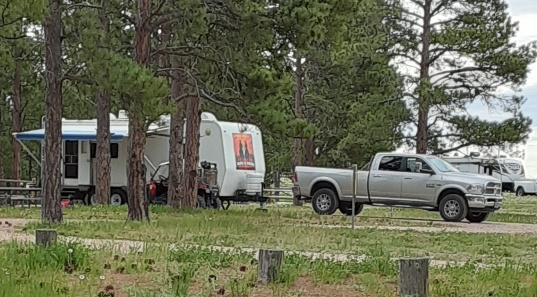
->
[159,22,171,105]
[416,0,432,155]
[12,48,22,181]
[0,93,5,179]
[183,85,200,208]
[293,55,303,169]
[127,0,152,221]
[167,56,186,208]
[42,0,63,224]
[96,0,111,205]
[304,137,314,166]
[96,92,111,205]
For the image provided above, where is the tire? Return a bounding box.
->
[516,187,525,197]
[311,188,339,215]
[110,188,127,206]
[84,189,96,206]
[338,202,364,216]
[466,212,490,223]
[438,194,468,222]
[196,194,206,208]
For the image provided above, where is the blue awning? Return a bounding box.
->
[13,128,127,142]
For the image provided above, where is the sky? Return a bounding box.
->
[465,0,537,176]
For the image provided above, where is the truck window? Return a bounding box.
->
[405,157,432,172]
[378,156,403,171]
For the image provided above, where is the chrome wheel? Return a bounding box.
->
[315,193,332,212]
[89,193,98,206]
[443,200,460,218]
[110,193,123,206]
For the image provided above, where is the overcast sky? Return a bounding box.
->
[466,0,537,130]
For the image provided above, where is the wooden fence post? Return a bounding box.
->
[257,249,284,284]
[273,170,280,202]
[398,257,429,297]
[35,229,57,247]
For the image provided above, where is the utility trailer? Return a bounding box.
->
[13,111,269,207]
[441,152,537,195]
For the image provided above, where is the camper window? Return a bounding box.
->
[90,143,119,159]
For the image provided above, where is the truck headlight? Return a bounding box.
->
[467,184,485,194]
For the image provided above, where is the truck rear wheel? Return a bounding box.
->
[465,212,490,223]
[516,187,525,197]
[438,194,468,222]
[338,202,364,216]
[311,188,339,215]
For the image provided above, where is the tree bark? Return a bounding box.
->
[416,0,432,155]
[183,83,200,208]
[42,0,63,224]
[167,56,186,208]
[12,47,22,182]
[304,137,314,166]
[96,92,111,205]
[96,0,111,205]
[293,55,303,169]
[127,0,152,221]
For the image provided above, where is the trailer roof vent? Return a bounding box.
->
[201,112,218,122]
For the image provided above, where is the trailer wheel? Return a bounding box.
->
[311,188,339,215]
[516,187,525,197]
[110,188,127,206]
[438,194,468,222]
[338,202,364,216]
[84,189,96,206]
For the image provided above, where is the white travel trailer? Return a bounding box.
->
[13,111,267,206]
[442,152,537,196]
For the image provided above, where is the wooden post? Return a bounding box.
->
[257,249,284,284]
[273,170,280,202]
[35,229,57,247]
[398,257,429,297]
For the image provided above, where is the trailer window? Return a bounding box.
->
[90,143,119,159]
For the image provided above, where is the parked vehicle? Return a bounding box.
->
[147,161,221,209]
[13,111,268,206]
[441,152,537,195]
[292,152,504,223]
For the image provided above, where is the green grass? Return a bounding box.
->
[1,241,537,297]
[15,208,537,265]
[1,193,536,224]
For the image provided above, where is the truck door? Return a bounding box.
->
[368,155,403,201]
[401,157,437,205]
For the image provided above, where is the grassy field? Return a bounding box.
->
[1,194,537,296]
[2,240,537,297]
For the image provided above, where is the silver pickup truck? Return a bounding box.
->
[292,152,503,223]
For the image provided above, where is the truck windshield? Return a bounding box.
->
[428,158,459,173]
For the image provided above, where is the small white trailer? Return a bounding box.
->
[13,110,268,206]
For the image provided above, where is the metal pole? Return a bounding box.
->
[352,164,357,231]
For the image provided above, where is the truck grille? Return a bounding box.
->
[485,182,501,195]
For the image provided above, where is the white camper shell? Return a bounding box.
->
[13,111,268,206]
[442,152,537,195]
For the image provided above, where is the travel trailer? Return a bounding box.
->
[442,152,537,196]
[12,111,268,206]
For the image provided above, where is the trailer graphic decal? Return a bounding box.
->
[233,133,255,170]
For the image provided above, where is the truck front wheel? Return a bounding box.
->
[438,194,468,222]
[312,188,339,215]
[465,212,490,223]
[516,187,525,197]
[338,202,364,216]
